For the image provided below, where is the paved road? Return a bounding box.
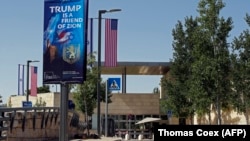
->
[70,137,153,141]
[48,135,153,141]
[49,137,153,141]
[70,137,122,141]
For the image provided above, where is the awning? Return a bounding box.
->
[93,61,171,75]
[135,117,162,125]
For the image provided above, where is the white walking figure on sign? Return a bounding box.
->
[110,80,118,89]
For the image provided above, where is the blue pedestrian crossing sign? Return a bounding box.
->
[108,78,121,91]
[167,110,172,118]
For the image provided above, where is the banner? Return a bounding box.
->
[87,18,93,55]
[105,19,118,67]
[43,0,88,84]
[30,66,38,97]
[18,64,25,95]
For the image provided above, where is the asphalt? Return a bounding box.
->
[70,137,154,141]
[70,136,154,141]
[70,137,123,141]
[48,137,154,141]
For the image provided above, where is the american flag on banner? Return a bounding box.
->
[87,18,93,55]
[30,66,38,97]
[18,64,25,95]
[105,19,118,67]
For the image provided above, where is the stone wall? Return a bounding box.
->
[6,111,82,141]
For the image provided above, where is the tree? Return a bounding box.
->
[161,17,197,124]
[231,14,250,124]
[0,95,2,103]
[73,52,112,135]
[161,0,233,125]
[8,98,12,108]
[26,85,51,94]
[33,97,46,107]
[37,85,50,93]
[194,0,232,125]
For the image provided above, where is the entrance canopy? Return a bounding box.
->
[94,61,171,75]
[135,117,162,125]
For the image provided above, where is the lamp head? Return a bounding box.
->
[109,9,122,13]
[99,9,122,14]
[27,60,40,63]
[99,10,107,14]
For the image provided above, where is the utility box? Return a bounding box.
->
[179,118,186,125]
[101,117,115,137]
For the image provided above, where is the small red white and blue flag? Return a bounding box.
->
[30,66,38,97]
[57,29,73,43]
[105,19,118,67]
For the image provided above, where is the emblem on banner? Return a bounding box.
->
[63,44,80,64]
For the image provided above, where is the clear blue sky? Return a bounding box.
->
[0,0,249,103]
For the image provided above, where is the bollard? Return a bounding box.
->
[138,134,142,140]
[125,133,130,140]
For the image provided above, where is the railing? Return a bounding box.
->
[0,107,88,141]
[115,129,152,139]
[0,107,59,140]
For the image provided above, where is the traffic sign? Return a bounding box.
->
[167,110,172,118]
[22,101,32,107]
[108,78,120,91]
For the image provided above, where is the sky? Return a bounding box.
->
[0,0,249,103]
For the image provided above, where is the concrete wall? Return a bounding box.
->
[98,93,160,115]
[8,93,250,125]
[10,93,160,116]
[168,108,250,125]
[192,108,249,125]
[9,93,73,108]
[6,111,80,141]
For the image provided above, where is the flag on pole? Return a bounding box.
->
[30,66,38,97]
[87,18,93,55]
[105,19,118,67]
[18,64,25,95]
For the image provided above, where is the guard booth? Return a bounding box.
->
[101,117,115,137]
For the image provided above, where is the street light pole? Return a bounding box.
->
[26,60,39,102]
[97,9,121,136]
[97,10,104,136]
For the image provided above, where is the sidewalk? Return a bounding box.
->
[70,137,122,141]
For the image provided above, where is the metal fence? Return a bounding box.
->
[0,107,89,141]
[0,107,59,140]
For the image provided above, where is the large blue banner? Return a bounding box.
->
[43,0,87,84]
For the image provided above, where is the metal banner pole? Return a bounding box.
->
[105,79,108,137]
[60,83,68,141]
